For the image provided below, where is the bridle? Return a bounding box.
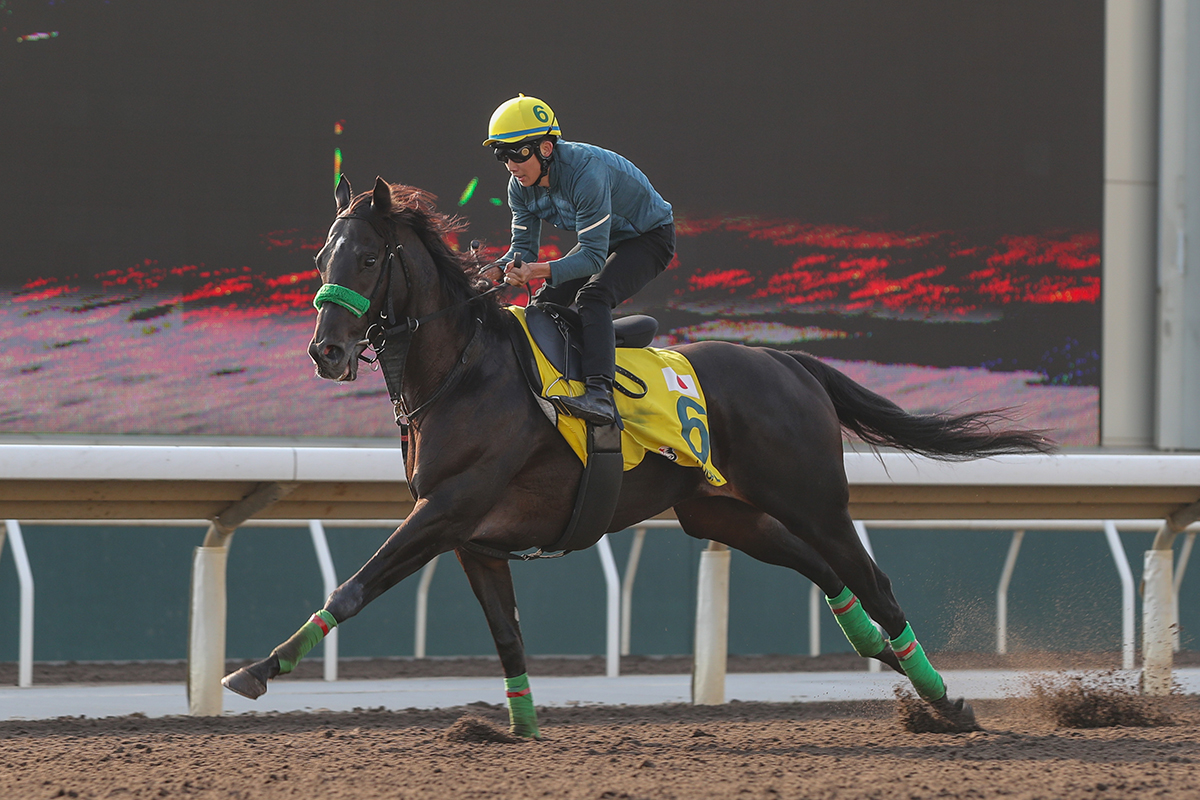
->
[316,210,504,427]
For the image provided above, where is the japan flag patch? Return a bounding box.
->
[662,367,700,399]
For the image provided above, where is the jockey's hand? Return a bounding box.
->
[504,261,551,287]
[479,262,505,283]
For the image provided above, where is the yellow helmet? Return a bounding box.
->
[483,94,562,146]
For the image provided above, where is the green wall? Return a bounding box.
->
[0,524,1194,663]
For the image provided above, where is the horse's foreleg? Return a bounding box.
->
[223,496,464,700]
[221,610,335,699]
[456,547,540,739]
[222,590,362,700]
[674,497,903,674]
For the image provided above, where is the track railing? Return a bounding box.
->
[5,446,1200,709]
[4,515,1199,709]
[0,518,629,689]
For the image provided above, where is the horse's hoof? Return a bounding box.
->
[222,667,268,700]
[929,695,982,732]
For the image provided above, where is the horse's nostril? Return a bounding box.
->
[309,340,344,367]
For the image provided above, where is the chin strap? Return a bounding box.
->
[534,144,553,186]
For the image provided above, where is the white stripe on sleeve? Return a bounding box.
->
[577,214,611,235]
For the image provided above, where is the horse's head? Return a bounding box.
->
[309,176,399,381]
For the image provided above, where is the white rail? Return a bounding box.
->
[596,536,621,678]
[408,537,622,677]
[1177,531,1197,653]
[4,516,1198,694]
[1,521,34,688]
[1104,521,1137,669]
[620,528,647,656]
[413,554,439,659]
[996,531,1025,655]
[809,583,822,657]
[307,521,339,681]
[619,519,1195,675]
[1,517,632,688]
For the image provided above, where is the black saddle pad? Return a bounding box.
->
[524,303,658,383]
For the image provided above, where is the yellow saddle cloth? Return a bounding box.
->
[508,306,726,486]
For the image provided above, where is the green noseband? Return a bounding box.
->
[313,284,371,318]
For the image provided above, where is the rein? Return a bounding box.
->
[314,210,503,427]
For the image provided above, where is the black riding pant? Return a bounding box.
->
[533,223,675,378]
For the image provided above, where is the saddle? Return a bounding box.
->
[522,303,659,383]
[467,304,659,562]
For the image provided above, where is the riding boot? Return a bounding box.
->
[558,301,618,425]
[558,375,617,425]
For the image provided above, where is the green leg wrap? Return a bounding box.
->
[272,610,337,675]
[890,622,946,702]
[504,673,541,739]
[827,587,886,657]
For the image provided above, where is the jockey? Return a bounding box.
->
[483,94,675,426]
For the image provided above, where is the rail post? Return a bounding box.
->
[307,521,339,681]
[1175,530,1196,651]
[692,540,730,705]
[1143,499,1200,694]
[597,535,621,678]
[414,554,440,659]
[809,582,822,657]
[996,530,1025,654]
[188,482,298,716]
[2,521,34,688]
[620,527,647,656]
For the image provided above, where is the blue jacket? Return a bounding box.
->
[500,140,673,286]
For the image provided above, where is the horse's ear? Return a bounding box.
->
[335,174,352,213]
[371,176,392,215]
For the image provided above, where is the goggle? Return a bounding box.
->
[493,142,538,163]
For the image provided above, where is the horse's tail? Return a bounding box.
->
[786,351,1057,460]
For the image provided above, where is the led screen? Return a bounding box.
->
[0,1,1102,444]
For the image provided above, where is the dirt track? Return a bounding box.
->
[1,698,1198,800]
[3,655,1199,799]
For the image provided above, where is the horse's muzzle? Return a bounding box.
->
[309,339,357,381]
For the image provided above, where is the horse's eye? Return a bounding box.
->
[365,255,377,267]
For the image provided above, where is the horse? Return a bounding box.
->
[222,176,1054,735]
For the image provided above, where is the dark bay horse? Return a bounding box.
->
[222,177,1053,735]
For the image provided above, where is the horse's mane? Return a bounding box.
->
[345,183,505,328]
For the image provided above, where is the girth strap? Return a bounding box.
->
[552,420,623,552]
[461,320,625,562]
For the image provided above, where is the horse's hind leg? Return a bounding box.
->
[765,497,979,730]
[456,547,540,739]
[673,496,902,675]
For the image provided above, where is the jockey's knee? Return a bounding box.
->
[575,280,618,310]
